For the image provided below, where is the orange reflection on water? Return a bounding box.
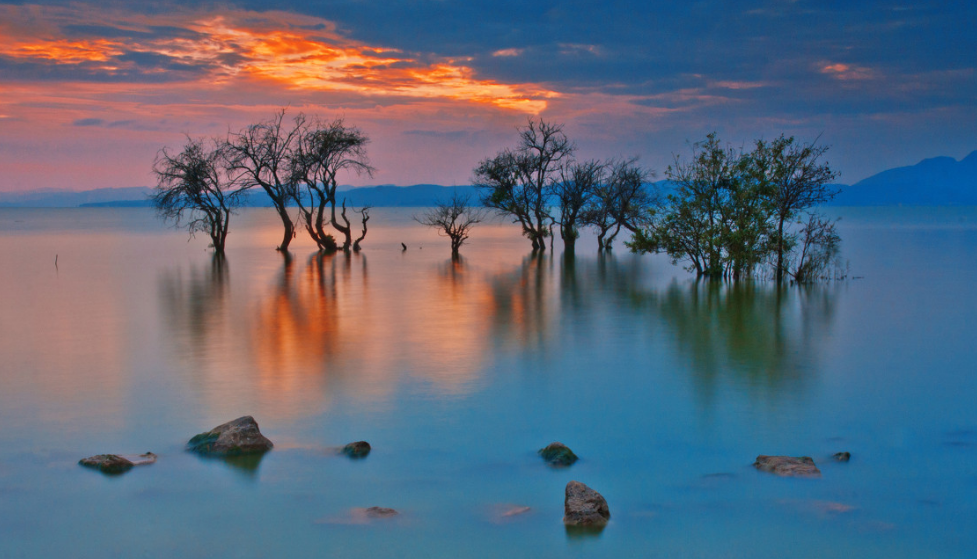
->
[249,254,341,415]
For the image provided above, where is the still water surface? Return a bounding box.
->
[0,207,975,558]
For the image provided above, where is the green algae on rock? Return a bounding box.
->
[538,442,578,467]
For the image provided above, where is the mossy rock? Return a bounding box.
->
[539,442,578,467]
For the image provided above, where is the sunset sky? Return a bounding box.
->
[1,0,974,192]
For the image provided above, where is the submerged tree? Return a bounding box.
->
[474,118,574,252]
[152,137,246,255]
[629,133,774,279]
[582,157,657,251]
[225,109,305,252]
[553,159,602,253]
[289,117,374,252]
[751,135,839,282]
[630,133,841,282]
[788,213,841,282]
[414,193,487,258]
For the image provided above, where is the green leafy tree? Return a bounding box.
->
[751,135,839,282]
[630,133,772,279]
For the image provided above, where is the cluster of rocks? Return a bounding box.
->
[79,418,852,529]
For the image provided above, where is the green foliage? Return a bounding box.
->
[630,133,840,282]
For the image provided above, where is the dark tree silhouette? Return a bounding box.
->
[225,109,305,252]
[351,205,372,252]
[553,159,602,253]
[288,117,374,252]
[474,118,574,252]
[582,157,657,251]
[152,137,246,255]
[414,193,487,257]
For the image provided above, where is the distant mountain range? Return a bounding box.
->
[830,150,977,206]
[1,151,975,207]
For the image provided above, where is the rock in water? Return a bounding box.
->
[342,441,371,458]
[563,481,610,526]
[754,455,821,477]
[539,442,578,467]
[833,451,851,462]
[187,416,273,456]
[364,507,398,518]
[79,454,134,474]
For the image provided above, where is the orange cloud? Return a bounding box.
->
[820,62,877,81]
[0,38,125,64]
[492,48,524,57]
[0,9,557,113]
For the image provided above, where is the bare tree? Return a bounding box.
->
[553,159,602,253]
[474,118,574,252]
[351,205,372,252]
[414,193,487,258]
[152,137,246,255]
[288,117,374,252]
[751,135,839,282]
[582,157,657,251]
[225,109,305,252]
[788,213,841,282]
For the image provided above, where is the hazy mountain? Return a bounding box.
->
[2,152,976,207]
[0,186,153,207]
[831,151,977,206]
[0,184,474,208]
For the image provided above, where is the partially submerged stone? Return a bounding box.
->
[833,451,851,462]
[342,441,371,458]
[363,507,398,519]
[79,454,134,474]
[563,481,610,526]
[539,442,578,467]
[187,416,273,456]
[754,455,821,477]
[79,453,155,474]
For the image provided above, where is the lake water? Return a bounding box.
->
[0,206,975,558]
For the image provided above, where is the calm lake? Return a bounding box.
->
[0,206,975,558]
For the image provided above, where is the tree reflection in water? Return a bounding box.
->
[158,254,231,362]
[485,252,837,401]
[158,248,838,416]
[649,280,839,402]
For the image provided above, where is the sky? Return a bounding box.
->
[0,0,974,192]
